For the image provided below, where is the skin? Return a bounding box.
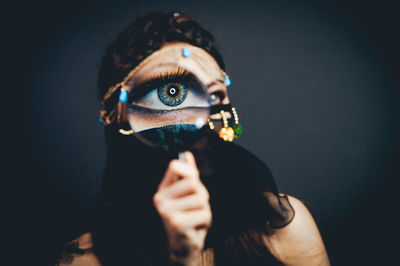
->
[59,42,330,266]
[263,195,330,266]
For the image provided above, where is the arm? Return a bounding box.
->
[262,195,330,266]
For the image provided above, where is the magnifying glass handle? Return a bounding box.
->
[178,152,185,162]
[175,152,186,182]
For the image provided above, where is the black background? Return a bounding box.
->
[5,0,400,265]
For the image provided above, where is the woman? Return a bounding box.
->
[56,11,329,266]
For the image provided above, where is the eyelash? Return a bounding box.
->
[129,68,227,104]
[129,69,198,99]
[150,68,195,84]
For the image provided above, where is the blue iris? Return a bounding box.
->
[157,83,187,106]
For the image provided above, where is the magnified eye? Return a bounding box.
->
[128,69,208,111]
[158,83,187,106]
[126,69,210,133]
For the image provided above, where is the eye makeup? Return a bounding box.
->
[128,68,203,102]
[209,91,226,105]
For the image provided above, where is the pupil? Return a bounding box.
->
[169,87,176,95]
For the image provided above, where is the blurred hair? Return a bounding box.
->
[97,11,225,104]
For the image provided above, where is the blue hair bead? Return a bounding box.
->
[119,89,128,103]
[224,77,231,87]
[99,117,103,124]
[182,47,192,57]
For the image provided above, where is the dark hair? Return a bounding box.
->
[97,11,225,104]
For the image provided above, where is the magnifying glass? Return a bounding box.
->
[126,69,211,158]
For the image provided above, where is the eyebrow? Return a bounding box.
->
[206,79,226,90]
[156,62,181,68]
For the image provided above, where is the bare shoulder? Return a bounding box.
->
[57,232,102,266]
[262,194,330,266]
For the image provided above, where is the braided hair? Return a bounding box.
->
[97,11,225,103]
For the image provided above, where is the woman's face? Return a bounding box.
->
[125,42,231,132]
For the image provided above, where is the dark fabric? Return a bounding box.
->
[91,128,294,265]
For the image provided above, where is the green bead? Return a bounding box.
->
[234,124,243,135]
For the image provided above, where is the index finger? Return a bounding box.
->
[182,151,197,168]
[158,159,199,190]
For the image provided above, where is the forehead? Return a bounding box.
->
[125,43,223,89]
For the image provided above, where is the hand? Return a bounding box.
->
[153,151,212,265]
